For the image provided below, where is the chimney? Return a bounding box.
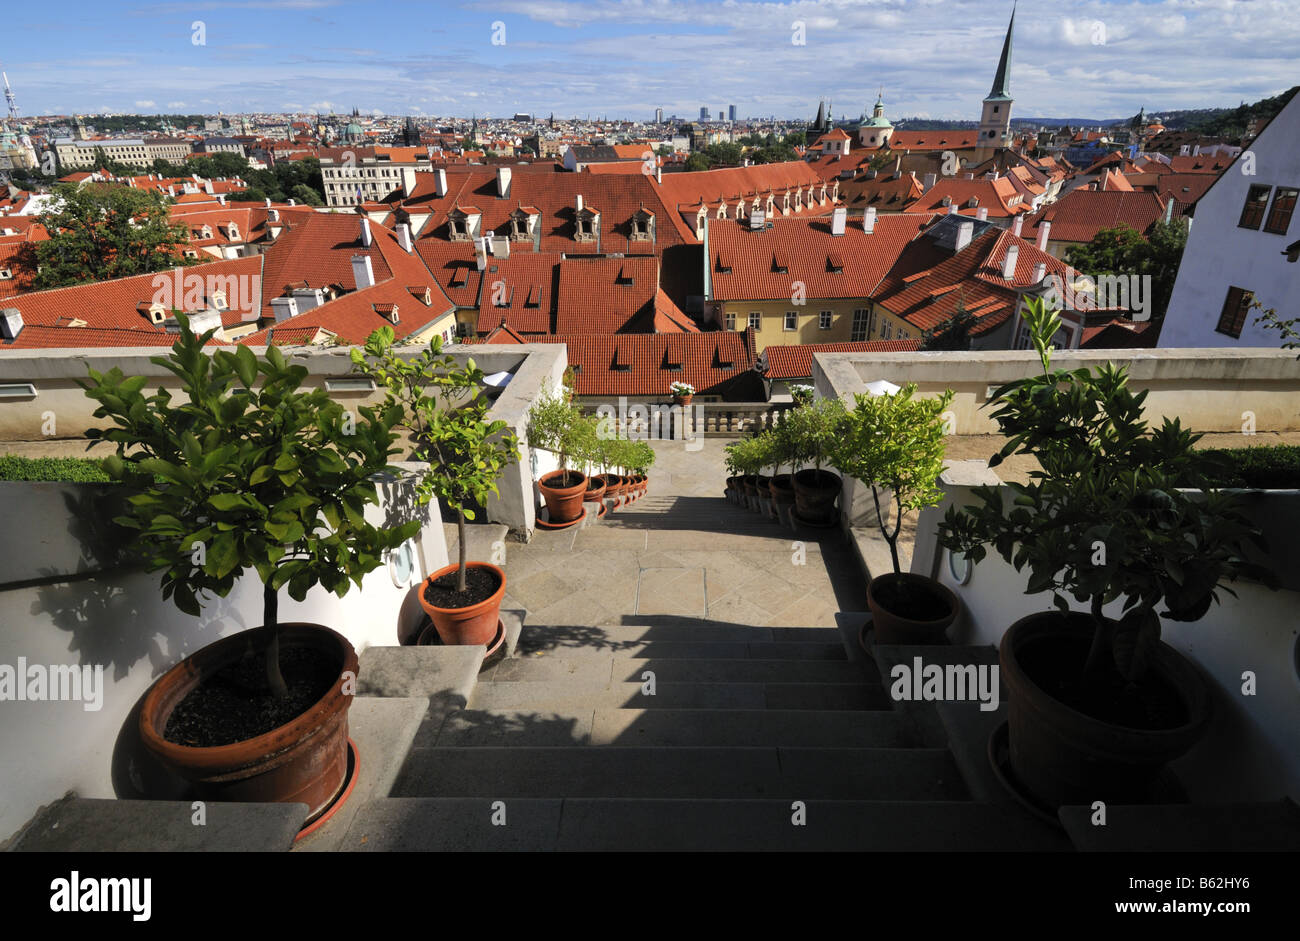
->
[400,166,418,197]
[576,194,584,213]
[1037,220,1051,251]
[434,167,448,197]
[217,195,226,206]
[203,180,215,195]
[291,287,324,312]
[830,206,846,236]
[475,238,488,271]
[360,217,372,247]
[1032,262,1047,283]
[954,220,974,252]
[492,236,510,259]
[496,166,512,197]
[862,207,877,234]
[947,203,958,215]
[0,307,22,340]
[264,198,272,208]
[922,172,936,193]
[963,172,975,180]
[397,222,413,252]
[1192,144,1201,156]
[655,166,662,184]
[1002,243,1019,280]
[268,208,280,222]
[270,296,298,322]
[1012,215,1024,238]
[976,207,988,221]
[287,198,296,206]
[351,254,375,290]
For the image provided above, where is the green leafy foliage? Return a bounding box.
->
[936,295,1274,683]
[32,183,196,289]
[1062,219,1187,322]
[829,384,954,575]
[526,385,585,472]
[779,397,847,473]
[1191,445,1300,490]
[80,314,420,624]
[0,456,113,483]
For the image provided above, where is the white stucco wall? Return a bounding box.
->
[1160,92,1300,348]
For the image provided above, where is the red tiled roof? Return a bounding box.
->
[708,214,932,302]
[554,255,659,333]
[879,130,979,151]
[904,176,1032,218]
[2,324,227,350]
[476,252,559,333]
[762,340,920,379]
[1022,190,1168,245]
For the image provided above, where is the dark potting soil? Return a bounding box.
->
[423,565,502,609]
[163,644,338,747]
[586,477,605,492]
[874,579,952,622]
[1020,634,1188,731]
[549,471,584,489]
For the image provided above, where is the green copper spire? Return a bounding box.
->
[986,4,1015,101]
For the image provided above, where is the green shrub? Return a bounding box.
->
[1193,445,1300,490]
[0,455,112,483]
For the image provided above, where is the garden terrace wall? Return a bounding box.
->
[908,463,1300,808]
[0,343,568,538]
[0,466,448,844]
[812,348,1300,435]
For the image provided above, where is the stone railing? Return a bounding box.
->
[0,342,568,537]
[577,400,794,439]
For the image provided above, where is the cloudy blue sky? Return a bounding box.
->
[6,0,1297,121]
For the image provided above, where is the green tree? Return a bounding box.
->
[33,182,194,289]
[291,183,324,207]
[683,152,711,172]
[1063,219,1188,322]
[920,303,979,351]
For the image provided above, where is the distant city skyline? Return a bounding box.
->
[5,0,1297,121]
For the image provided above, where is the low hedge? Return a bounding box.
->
[0,455,113,483]
[1194,445,1300,490]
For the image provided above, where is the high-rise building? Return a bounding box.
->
[655,107,664,123]
[728,104,736,122]
[699,106,709,121]
[718,111,724,121]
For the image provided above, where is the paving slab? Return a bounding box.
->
[435,706,595,746]
[1059,799,1300,852]
[357,644,483,706]
[611,656,864,684]
[591,707,906,747]
[635,567,707,617]
[339,798,565,851]
[10,797,307,852]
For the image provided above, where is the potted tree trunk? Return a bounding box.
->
[351,327,520,649]
[785,397,847,526]
[768,418,798,526]
[831,383,959,645]
[83,316,420,825]
[937,298,1275,810]
[528,388,587,523]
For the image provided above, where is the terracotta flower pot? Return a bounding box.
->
[769,473,796,523]
[866,572,960,645]
[740,475,758,508]
[138,623,357,824]
[673,394,693,408]
[755,474,775,517]
[585,474,608,505]
[999,611,1211,809]
[793,468,841,525]
[419,561,506,647]
[538,468,587,523]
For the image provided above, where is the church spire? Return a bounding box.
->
[987,3,1015,101]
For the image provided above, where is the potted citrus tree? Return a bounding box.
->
[350,327,520,648]
[784,397,847,526]
[82,315,420,824]
[937,297,1274,808]
[767,419,799,526]
[527,387,587,523]
[831,383,958,644]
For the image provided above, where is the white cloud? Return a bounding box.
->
[135,99,157,108]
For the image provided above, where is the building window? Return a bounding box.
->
[784,311,797,331]
[819,310,832,330]
[748,311,761,331]
[1264,187,1297,235]
[1215,286,1254,339]
[1239,185,1272,230]
[882,322,892,339]
[725,311,736,330]
[851,308,870,341]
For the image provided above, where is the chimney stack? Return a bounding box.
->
[264,198,272,208]
[954,220,974,252]
[922,172,936,193]
[1,307,23,340]
[360,217,373,247]
[830,206,846,236]
[976,207,988,221]
[492,236,510,259]
[434,167,448,197]
[270,296,298,322]
[1032,262,1047,283]
[1002,243,1019,280]
[1012,215,1024,238]
[1037,220,1051,251]
[291,287,323,312]
[863,207,877,234]
[496,166,512,197]
[655,166,662,184]
[475,238,488,271]
[397,222,413,252]
[576,194,584,213]
[351,254,375,290]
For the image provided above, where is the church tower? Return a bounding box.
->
[974,6,1015,164]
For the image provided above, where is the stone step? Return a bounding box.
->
[1059,799,1300,852]
[427,706,905,747]
[610,656,867,684]
[515,638,848,661]
[392,746,966,800]
[339,798,1068,851]
[517,623,844,645]
[469,680,889,712]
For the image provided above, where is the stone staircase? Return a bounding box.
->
[336,617,1070,851]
